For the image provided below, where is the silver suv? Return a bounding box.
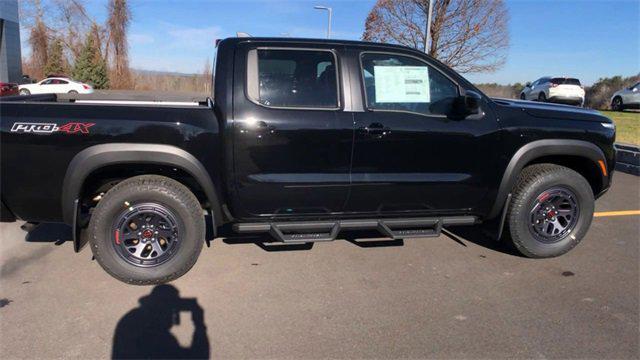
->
[520,77,585,106]
[611,82,640,111]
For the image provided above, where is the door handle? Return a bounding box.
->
[362,123,391,137]
[240,120,276,136]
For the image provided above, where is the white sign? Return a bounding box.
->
[373,66,430,103]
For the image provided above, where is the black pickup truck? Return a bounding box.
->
[0,37,616,284]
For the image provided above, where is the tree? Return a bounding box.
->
[73,25,110,89]
[202,57,212,94]
[28,11,49,80]
[43,38,68,76]
[362,0,509,73]
[107,0,132,89]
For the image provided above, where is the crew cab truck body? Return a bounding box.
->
[0,38,616,284]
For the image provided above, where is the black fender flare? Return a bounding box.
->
[488,139,607,220]
[62,143,223,226]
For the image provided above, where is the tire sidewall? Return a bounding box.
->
[90,180,204,284]
[510,170,594,258]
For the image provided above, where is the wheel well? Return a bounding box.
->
[81,164,210,210]
[525,155,603,195]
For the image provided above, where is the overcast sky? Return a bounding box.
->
[30,0,640,85]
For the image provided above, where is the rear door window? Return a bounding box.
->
[246,49,339,108]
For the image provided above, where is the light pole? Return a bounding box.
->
[314,5,332,39]
[424,0,433,54]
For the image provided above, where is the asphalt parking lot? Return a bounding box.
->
[1,173,638,359]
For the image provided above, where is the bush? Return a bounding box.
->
[585,74,639,110]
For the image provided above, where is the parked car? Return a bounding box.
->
[610,82,640,111]
[18,77,93,95]
[0,37,616,285]
[520,77,585,106]
[0,82,19,96]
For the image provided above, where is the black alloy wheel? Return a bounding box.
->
[113,203,182,267]
[528,187,579,244]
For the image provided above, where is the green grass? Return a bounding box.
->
[600,111,640,146]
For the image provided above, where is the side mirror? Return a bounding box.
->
[463,90,482,115]
[453,90,482,118]
[525,82,531,87]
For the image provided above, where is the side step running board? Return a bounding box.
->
[233,216,477,243]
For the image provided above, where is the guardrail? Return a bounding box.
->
[615,143,640,176]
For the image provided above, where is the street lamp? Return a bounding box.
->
[314,5,332,39]
[424,0,433,54]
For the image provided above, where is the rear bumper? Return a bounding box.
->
[548,96,584,105]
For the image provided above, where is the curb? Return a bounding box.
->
[614,143,640,176]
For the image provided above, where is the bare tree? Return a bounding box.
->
[54,0,94,58]
[27,0,49,80]
[362,0,509,73]
[107,0,132,89]
[202,57,212,93]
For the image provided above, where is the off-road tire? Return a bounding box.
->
[506,164,594,258]
[520,93,526,100]
[89,175,204,285]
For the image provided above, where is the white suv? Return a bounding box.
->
[520,77,585,106]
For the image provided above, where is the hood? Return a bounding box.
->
[491,98,612,123]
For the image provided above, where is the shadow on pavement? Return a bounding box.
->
[223,235,315,251]
[444,225,523,257]
[112,285,210,359]
[24,223,71,245]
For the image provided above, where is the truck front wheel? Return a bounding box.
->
[506,164,594,258]
[88,175,204,285]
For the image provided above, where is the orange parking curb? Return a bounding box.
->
[593,210,640,217]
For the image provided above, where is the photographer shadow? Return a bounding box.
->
[112,285,210,359]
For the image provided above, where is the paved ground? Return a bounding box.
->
[1,173,638,359]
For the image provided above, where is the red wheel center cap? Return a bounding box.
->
[546,210,556,219]
[142,229,153,238]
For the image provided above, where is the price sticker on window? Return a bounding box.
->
[373,66,430,103]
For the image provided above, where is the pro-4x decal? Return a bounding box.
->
[10,122,94,134]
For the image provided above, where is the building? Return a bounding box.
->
[0,0,22,83]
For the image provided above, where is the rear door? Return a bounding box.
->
[51,79,70,93]
[230,42,353,219]
[346,50,500,216]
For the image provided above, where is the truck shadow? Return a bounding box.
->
[222,230,405,251]
[444,226,523,257]
[112,285,210,359]
[24,223,71,245]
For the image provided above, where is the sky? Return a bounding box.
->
[33,0,640,85]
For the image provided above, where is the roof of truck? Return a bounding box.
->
[219,36,424,53]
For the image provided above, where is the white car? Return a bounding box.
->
[19,77,94,95]
[610,82,640,111]
[520,76,585,106]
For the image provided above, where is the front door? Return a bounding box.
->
[231,43,353,219]
[346,51,500,216]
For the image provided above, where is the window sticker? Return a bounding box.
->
[373,66,430,103]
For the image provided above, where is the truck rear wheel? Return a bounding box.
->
[88,175,204,285]
[506,164,594,258]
